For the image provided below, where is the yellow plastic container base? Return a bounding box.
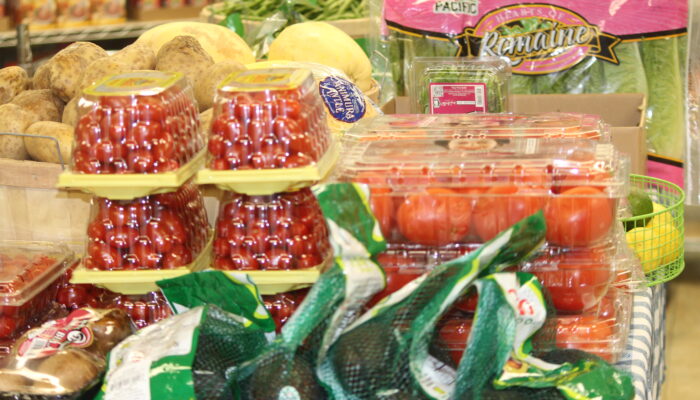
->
[196,140,340,195]
[70,234,213,294]
[57,150,206,200]
[228,269,320,295]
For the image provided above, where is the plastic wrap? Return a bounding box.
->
[375,0,688,163]
[197,67,338,195]
[0,242,75,344]
[0,308,132,399]
[84,182,209,271]
[71,71,203,175]
[212,188,331,271]
[207,68,331,171]
[408,56,511,114]
[343,113,610,140]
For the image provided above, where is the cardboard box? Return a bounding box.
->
[382,93,647,174]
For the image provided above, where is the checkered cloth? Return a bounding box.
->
[616,285,666,400]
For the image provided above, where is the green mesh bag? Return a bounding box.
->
[96,305,270,400]
[228,183,389,399]
[450,272,634,400]
[319,212,547,399]
[231,257,385,399]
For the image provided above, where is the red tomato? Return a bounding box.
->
[438,318,473,365]
[145,221,174,253]
[472,185,547,242]
[0,316,17,338]
[367,265,424,308]
[556,315,614,361]
[162,246,191,269]
[105,226,139,249]
[132,242,162,269]
[544,186,613,247]
[56,285,90,309]
[396,188,472,246]
[454,289,479,313]
[88,242,122,270]
[530,249,612,313]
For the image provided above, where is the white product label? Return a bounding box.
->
[417,355,457,399]
[103,308,204,399]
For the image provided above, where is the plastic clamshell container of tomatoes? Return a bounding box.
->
[438,289,631,365]
[334,134,627,252]
[0,241,76,341]
[81,182,210,272]
[212,188,332,272]
[70,233,213,295]
[196,68,336,195]
[58,71,205,200]
[344,113,609,141]
[553,289,632,362]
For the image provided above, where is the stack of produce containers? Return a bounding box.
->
[62,71,212,329]
[332,113,637,362]
[200,68,335,296]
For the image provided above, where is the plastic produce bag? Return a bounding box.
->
[319,211,547,398]
[375,0,688,163]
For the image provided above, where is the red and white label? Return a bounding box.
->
[429,82,487,114]
[18,308,95,359]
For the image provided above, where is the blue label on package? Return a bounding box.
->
[318,76,366,123]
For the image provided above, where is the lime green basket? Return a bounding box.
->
[619,174,685,286]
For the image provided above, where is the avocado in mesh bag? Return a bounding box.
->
[320,212,547,399]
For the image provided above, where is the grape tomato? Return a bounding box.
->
[213,188,331,271]
[208,69,331,170]
[84,183,208,271]
[72,71,203,174]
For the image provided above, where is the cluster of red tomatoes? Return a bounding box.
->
[0,254,66,339]
[358,169,615,248]
[208,89,330,170]
[56,284,172,330]
[73,87,203,174]
[213,188,331,271]
[262,288,309,332]
[85,183,209,271]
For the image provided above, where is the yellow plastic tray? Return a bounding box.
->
[231,269,320,295]
[70,233,213,294]
[196,140,340,195]
[57,150,206,200]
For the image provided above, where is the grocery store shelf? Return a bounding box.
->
[0,19,197,48]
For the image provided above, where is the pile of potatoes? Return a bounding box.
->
[0,23,250,165]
